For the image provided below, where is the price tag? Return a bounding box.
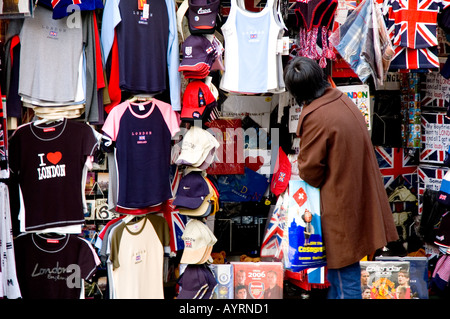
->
[143,3,149,19]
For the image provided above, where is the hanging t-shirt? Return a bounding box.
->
[102,99,180,210]
[115,0,168,94]
[109,214,170,299]
[100,0,181,110]
[14,233,100,299]
[18,5,83,104]
[8,119,98,232]
[219,0,285,94]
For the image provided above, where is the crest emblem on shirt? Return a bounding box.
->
[185,46,193,57]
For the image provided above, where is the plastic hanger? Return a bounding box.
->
[128,94,154,103]
[122,214,146,224]
[33,117,65,126]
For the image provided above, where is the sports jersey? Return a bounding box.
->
[8,119,98,232]
[219,0,284,94]
[102,99,180,210]
[14,233,100,299]
[109,214,170,298]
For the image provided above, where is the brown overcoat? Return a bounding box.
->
[296,87,399,269]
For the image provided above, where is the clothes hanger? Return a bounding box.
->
[122,214,146,224]
[33,117,65,126]
[128,94,154,103]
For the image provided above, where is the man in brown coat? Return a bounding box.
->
[284,57,399,299]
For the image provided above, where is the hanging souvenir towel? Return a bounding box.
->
[284,180,326,272]
[329,0,394,87]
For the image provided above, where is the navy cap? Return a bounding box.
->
[435,211,450,248]
[174,172,210,209]
[177,265,217,299]
[179,35,216,71]
[188,0,220,34]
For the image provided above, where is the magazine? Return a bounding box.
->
[231,262,283,299]
[360,261,411,299]
[375,256,428,299]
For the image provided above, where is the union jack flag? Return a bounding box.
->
[390,0,447,49]
[418,164,448,213]
[421,72,449,108]
[420,112,450,163]
[389,45,440,70]
[165,210,187,252]
[162,166,187,253]
[375,146,418,189]
[260,193,287,259]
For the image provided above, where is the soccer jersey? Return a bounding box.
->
[14,233,100,299]
[8,119,98,232]
[102,99,180,210]
[219,0,284,94]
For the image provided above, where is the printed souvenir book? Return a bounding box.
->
[231,262,283,299]
[360,261,411,299]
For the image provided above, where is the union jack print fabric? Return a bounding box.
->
[375,146,418,189]
[390,0,448,49]
[384,0,450,69]
[261,192,288,259]
[390,45,440,69]
[420,112,450,163]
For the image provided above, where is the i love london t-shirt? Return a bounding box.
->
[14,233,100,299]
[8,119,98,231]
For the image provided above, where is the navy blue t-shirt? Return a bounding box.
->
[102,99,180,209]
[116,0,169,94]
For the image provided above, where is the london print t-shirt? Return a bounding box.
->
[14,233,100,299]
[102,100,180,209]
[8,119,98,231]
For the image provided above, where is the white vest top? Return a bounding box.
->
[220,0,286,94]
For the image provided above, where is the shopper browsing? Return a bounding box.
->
[283,56,399,299]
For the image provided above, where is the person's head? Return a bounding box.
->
[237,270,246,283]
[398,270,410,285]
[361,269,370,285]
[362,286,371,299]
[267,270,278,287]
[302,209,312,223]
[283,56,330,106]
[236,285,247,299]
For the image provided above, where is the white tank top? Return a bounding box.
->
[220,0,285,94]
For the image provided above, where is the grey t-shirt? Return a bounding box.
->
[18,5,83,103]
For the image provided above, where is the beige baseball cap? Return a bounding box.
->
[176,126,219,167]
[181,219,217,264]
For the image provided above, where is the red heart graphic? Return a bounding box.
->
[47,152,62,165]
[245,156,264,172]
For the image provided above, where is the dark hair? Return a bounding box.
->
[283,57,330,106]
